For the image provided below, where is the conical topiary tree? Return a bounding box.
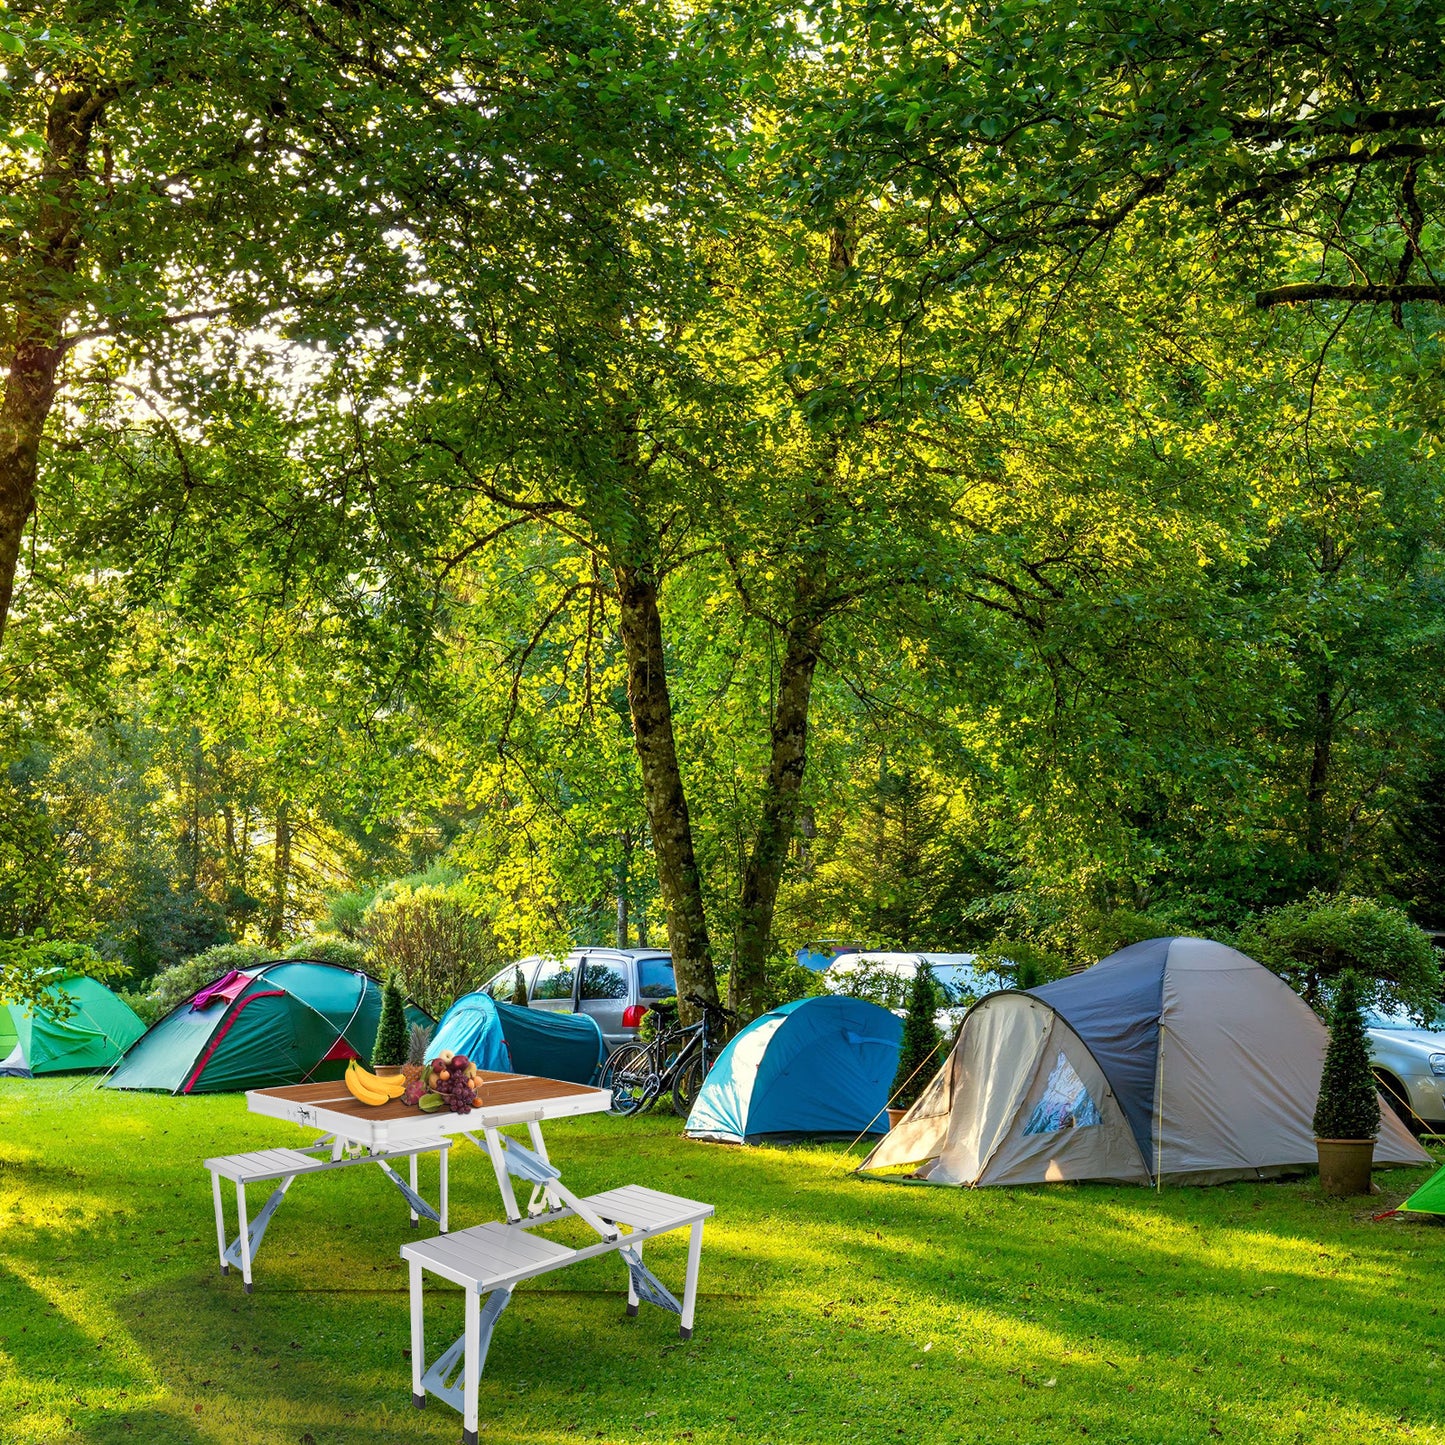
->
[891,962,942,1112]
[372,972,408,1067]
[1313,971,1381,1141]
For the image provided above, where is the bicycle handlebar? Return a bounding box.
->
[684,992,736,1019]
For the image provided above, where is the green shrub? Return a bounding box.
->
[1313,972,1382,1141]
[891,961,943,1111]
[285,936,368,970]
[323,889,374,940]
[976,936,1072,991]
[372,973,408,1067]
[1236,892,1442,1020]
[639,996,677,1042]
[140,942,270,1018]
[363,881,501,1018]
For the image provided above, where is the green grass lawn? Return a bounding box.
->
[2,1081,1444,1445]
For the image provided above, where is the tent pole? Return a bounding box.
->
[1155,1027,1164,1192]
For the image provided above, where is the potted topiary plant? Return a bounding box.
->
[371,971,408,1077]
[1313,971,1381,1197]
[888,963,941,1128]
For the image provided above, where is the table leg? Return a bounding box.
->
[234,1179,253,1293]
[210,1170,228,1275]
[463,1285,481,1445]
[626,1238,641,1317]
[439,1143,449,1233]
[680,1218,705,1340]
[482,1127,522,1222]
[409,1154,419,1230]
[409,1257,425,1408]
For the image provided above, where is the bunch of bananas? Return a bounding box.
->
[344,1059,407,1106]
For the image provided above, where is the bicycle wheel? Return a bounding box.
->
[671,1052,705,1117]
[603,1044,654,1116]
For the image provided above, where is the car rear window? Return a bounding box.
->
[637,957,675,999]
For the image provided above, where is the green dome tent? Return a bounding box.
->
[0,974,146,1076]
[106,959,432,1095]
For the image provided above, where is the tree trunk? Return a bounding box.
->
[266,802,291,946]
[0,84,110,650]
[612,559,719,1019]
[729,613,824,1021]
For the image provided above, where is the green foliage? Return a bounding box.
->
[1312,973,1382,1142]
[1237,894,1442,1020]
[363,882,501,1019]
[371,973,408,1068]
[0,937,123,1019]
[510,968,529,1006]
[323,892,374,942]
[138,943,270,1021]
[284,936,368,970]
[891,961,942,1111]
[638,997,678,1043]
[977,938,1072,992]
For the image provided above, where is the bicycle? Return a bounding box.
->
[602,992,735,1118]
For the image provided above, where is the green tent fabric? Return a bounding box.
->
[1399,1164,1445,1217]
[0,975,146,1075]
[106,959,432,1095]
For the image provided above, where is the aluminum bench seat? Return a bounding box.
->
[204,1137,450,1291]
[403,1185,713,1445]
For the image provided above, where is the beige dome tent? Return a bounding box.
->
[864,937,1429,1186]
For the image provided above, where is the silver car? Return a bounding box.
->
[1367,1008,1445,1133]
[479,948,677,1053]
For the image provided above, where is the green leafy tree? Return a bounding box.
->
[891,961,942,1111]
[371,973,407,1068]
[1313,972,1381,1142]
[1237,893,1441,1020]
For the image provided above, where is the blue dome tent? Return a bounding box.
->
[685,995,902,1144]
[428,992,605,1085]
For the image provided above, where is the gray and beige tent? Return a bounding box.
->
[864,937,1429,1186]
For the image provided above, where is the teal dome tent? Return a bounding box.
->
[0,974,145,1077]
[106,959,431,1094]
[428,990,605,1084]
[685,995,903,1144]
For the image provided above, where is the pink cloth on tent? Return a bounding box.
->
[190,970,254,1010]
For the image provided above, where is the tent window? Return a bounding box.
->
[1023,1052,1102,1135]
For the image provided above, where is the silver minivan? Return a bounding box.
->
[479,948,676,1053]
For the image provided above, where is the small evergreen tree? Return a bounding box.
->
[372,972,408,1066]
[891,962,942,1111]
[511,967,529,1006]
[1312,972,1381,1141]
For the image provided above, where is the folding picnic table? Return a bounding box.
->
[207,1072,611,1289]
[206,1070,714,1444]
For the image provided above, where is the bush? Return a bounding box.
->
[891,961,943,1111]
[638,996,678,1042]
[140,942,271,1019]
[372,973,408,1067]
[323,889,374,940]
[976,936,1072,991]
[285,936,368,970]
[1237,892,1442,1020]
[1313,972,1381,1141]
[363,881,501,1019]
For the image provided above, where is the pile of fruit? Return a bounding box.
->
[344,1052,486,1114]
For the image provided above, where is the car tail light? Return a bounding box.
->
[622,1004,649,1028]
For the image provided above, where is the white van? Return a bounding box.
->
[821,951,1005,1035]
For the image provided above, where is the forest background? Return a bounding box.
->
[1,0,1443,1025]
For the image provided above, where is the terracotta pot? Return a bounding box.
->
[1316,1137,1374,1197]
[887,1107,908,1130]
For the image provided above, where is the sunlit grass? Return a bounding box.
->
[1,1081,1443,1444]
